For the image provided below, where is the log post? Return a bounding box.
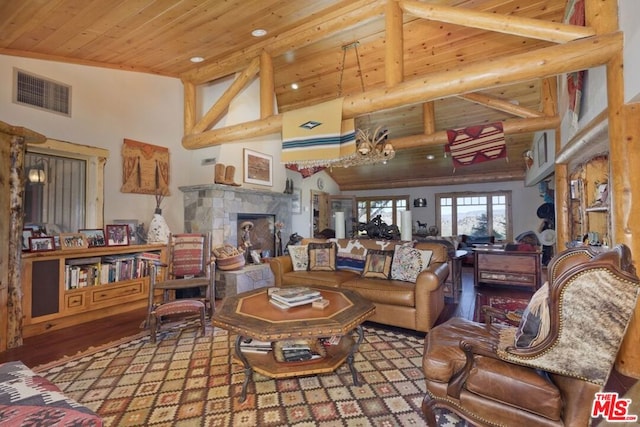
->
[0,121,46,351]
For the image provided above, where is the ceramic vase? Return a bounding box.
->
[147,209,170,243]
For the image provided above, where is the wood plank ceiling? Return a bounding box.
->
[0,0,572,190]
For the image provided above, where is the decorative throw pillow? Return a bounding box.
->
[336,254,367,273]
[288,245,309,271]
[514,281,551,348]
[307,242,337,271]
[361,250,394,279]
[391,244,433,283]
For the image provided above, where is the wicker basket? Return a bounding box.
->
[216,253,245,271]
[213,244,246,271]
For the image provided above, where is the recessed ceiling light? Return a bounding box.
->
[251,29,267,37]
[190,56,204,63]
[426,154,435,160]
[291,83,299,90]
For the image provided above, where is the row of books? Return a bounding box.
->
[64,251,161,290]
[240,338,326,362]
[268,287,322,309]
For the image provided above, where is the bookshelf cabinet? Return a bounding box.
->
[21,243,166,337]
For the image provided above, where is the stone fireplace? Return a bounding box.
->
[180,184,292,251]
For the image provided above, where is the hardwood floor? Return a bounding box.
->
[0,266,635,403]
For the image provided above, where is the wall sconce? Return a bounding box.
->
[413,198,427,208]
[27,157,48,184]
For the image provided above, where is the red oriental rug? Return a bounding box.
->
[474,288,533,326]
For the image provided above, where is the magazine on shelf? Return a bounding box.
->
[269,287,321,303]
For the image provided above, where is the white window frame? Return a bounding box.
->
[435,191,512,242]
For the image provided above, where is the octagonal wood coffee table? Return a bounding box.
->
[212,286,375,401]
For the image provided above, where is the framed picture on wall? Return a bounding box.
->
[243,149,273,186]
[537,133,548,167]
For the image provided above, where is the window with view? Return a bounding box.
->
[436,192,511,241]
[357,196,409,233]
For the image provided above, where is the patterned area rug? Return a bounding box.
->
[35,322,465,426]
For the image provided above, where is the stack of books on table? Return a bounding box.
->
[269,287,322,309]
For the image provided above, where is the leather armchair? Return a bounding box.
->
[421,244,640,426]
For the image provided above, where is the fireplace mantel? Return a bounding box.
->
[180,184,293,248]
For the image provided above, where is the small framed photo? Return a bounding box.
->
[22,228,34,251]
[113,219,139,245]
[106,224,130,246]
[79,229,107,247]
[29,236,56,252]
[60,233,89,250]
[243,149,273,186]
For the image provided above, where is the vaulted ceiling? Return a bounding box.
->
[1,0,592,190]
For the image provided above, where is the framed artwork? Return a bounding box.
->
[243,149,272,186]
[22,228,33,251]
[113,219,139,244]
[537,133,548,167]
[106,224,130,246]
[29,236,56,252]
[79,229,107,247]
[60,233,89,250]
[291,189,302,214]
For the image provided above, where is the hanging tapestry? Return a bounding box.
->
[281,98,356,168]
[445,122,506,169]
[120,139,170,195]
[565,0,586,130]
[285,164,326,178]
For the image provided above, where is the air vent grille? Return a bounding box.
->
[14,69,71,116]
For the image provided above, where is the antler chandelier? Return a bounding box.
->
[332,42,395,168]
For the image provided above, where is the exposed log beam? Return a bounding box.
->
[458,92,544,118]
[183,80,196,135]
[260,51,275,119]
[423,102,436,134]
[191,57,260,134]
[340,170,525,191]
[183,33,620,149]
[541,77,558,117]
[385,0,404,87]
[392,116,559,149]
[342,32,620,117]
[181,0,385,85]
[398,0,595,43]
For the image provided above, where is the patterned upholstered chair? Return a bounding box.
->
[422,244,640,426]
[147,233,215,342]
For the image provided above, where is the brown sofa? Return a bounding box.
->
[269,238,450,332]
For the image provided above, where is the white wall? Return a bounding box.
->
[621,0,640,102]
[0,55,186,233]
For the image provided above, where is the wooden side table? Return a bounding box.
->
[443,250,467,302]
[474,248,542,291]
